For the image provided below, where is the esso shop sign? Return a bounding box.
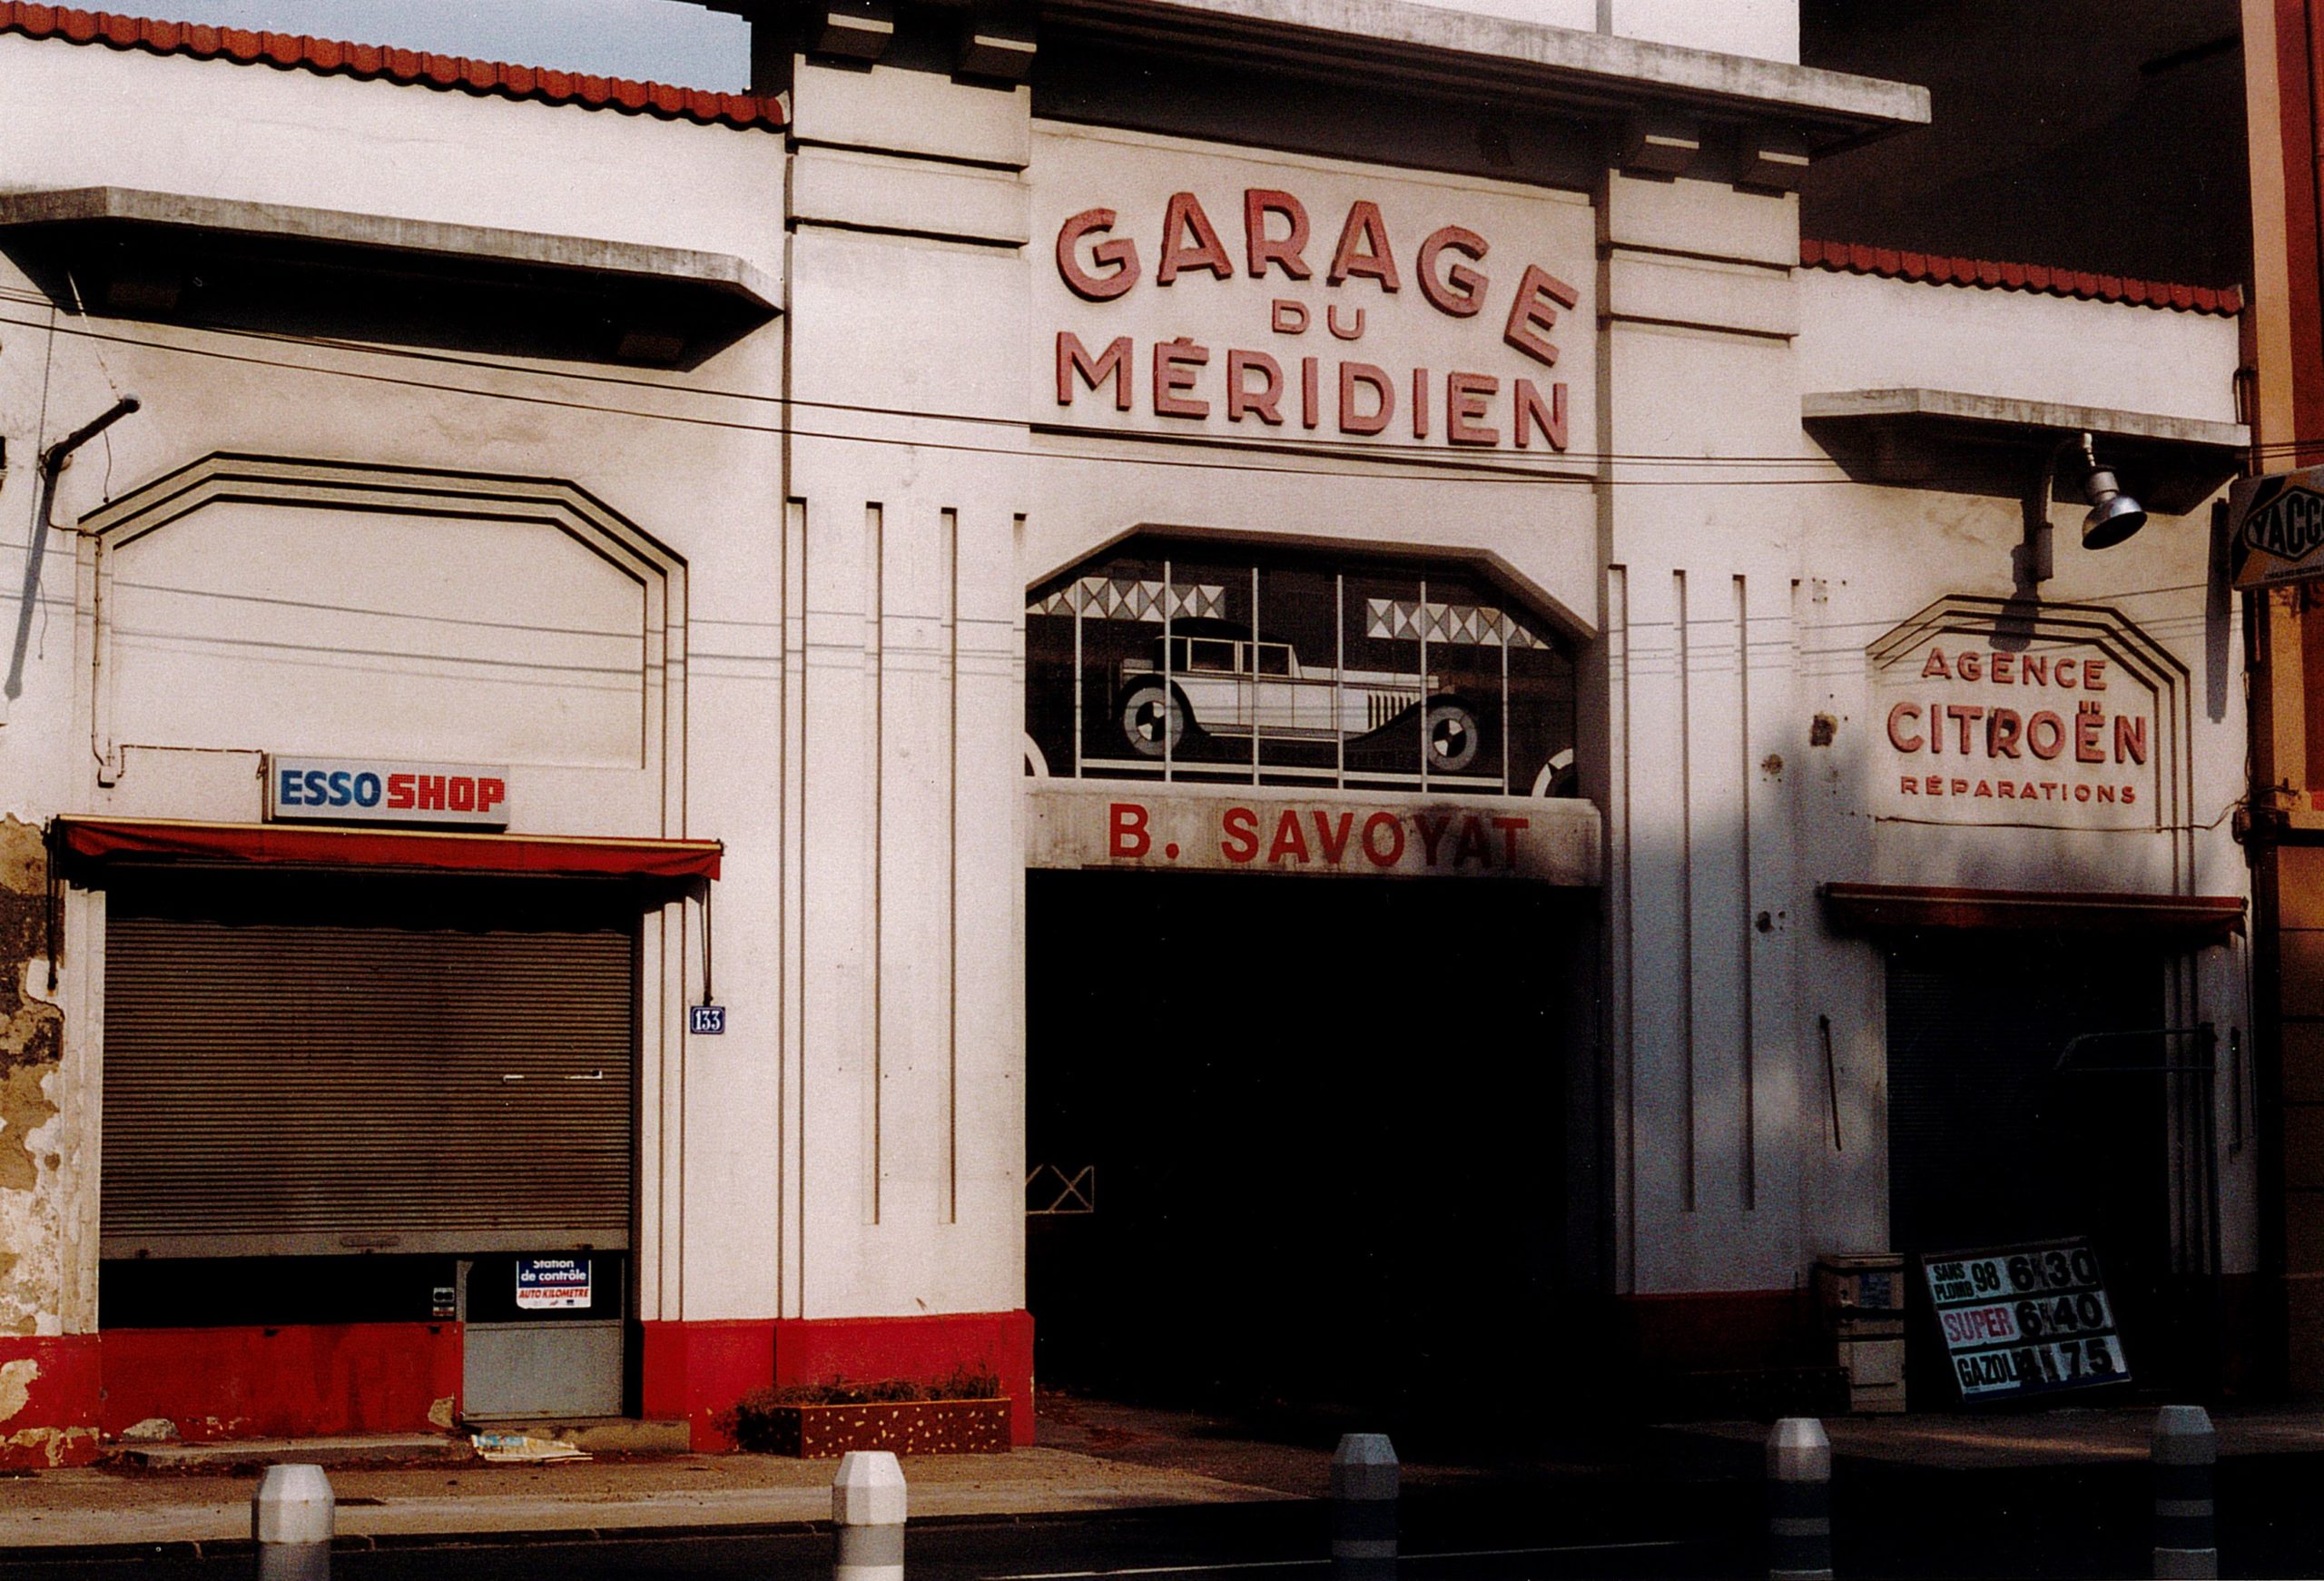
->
[1034,132,1596,459]
[267,755,510,829]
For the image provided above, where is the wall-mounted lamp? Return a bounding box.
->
[2077,437,2147,549]
[2021,430,2149,584]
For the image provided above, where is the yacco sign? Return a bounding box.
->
[1025,785,1600,884]
[267,755,510,829]
[2230,467,2324,588]
[1035,132,1594,458]
[1875,641,2155,830]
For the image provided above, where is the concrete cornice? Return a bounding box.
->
[1039,0,1929,148]
[0,186,781,309]
[1804,389,2250,453]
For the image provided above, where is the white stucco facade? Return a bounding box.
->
[0,1,2259,1460]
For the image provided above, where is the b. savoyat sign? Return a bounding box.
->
[1025,785,1600,884]
[1034,130,1594,457]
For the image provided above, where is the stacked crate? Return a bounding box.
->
[1815,1254,1906,1414]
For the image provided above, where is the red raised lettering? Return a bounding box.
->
[1886,702,1924,753]
[1244,189,1312,280]
[1110,802,1150,858]
[1153,339,1210,419]
[1452,815,1490,866]
[2026,712,2065,760]
[1267,808,1311,864]
[1226,350,1285,424]
[1057,331,1132,410]
[387,773,416,810]
[1157,192,1233,284]
[1502,262,1579,367]
[1361,811,1404,865]
[1415,813,1454,864]
[2074,702,2105,764]
[1338,361,1393,435]
[1221,805,1259,863]
[1416,225,1489,317]
[1445,371,1499,446]
[1491,815,1527,865]
[1314,810,1354,864]
[1326,200,1401,291]
[1056,208,1139,301]
[1513,378,1567,450]
[1948,703,1984,754]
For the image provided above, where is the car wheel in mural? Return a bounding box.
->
[1028,547,1577,795]
[1116,678,1192,757]
[1422,699,1483,775]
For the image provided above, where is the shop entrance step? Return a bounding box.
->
[464,1417,692,1454]
[106,1432,472,1470]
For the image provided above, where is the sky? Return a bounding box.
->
[131,0,752,91]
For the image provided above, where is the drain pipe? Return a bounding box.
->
[5,394,140,726]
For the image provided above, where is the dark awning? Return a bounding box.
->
[1818,882,2243,943]
[54,816,720,881]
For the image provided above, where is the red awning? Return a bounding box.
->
[1818,882,2243,942]
[54,816,720,881]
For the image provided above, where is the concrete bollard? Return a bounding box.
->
[1767,1418,1833,1581]
[251,1464,333,1581]
[2152,1405,2219,1580]
[1329,1432,1397,1581]
[833,1449,907,1581]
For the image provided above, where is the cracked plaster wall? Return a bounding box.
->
[0,817,66,1339]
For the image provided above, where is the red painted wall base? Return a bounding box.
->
[2,1310,1037,1461]
[640,1311,1037,1450]
[100,1323,464,1441]
[0,1335,103,1468]
[639,1319,775,1451]
[773,1310,1037,1448]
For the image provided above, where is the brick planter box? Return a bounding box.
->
[761,1398,1011,1457]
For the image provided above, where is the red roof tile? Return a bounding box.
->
[1799,237,2241,316]
[0,4,785,131]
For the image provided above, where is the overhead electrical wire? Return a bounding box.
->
[0,297,2192,488]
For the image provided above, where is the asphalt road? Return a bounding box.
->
[11,1454,2324,1579]
[0,1497,1727,1581]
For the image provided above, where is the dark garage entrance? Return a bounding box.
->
[1886,935,2200,1397]
[1026,867,1581,1415]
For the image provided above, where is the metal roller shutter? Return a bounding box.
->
[102,875,636,1259]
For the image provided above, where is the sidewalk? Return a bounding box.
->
[0,1444,1296,1555]
[6,1393,2324,1558]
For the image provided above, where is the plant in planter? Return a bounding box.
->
[722,1366,1010,1457]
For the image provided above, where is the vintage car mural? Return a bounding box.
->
[1026,554,1576,795]
[1113,618,1485,775]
